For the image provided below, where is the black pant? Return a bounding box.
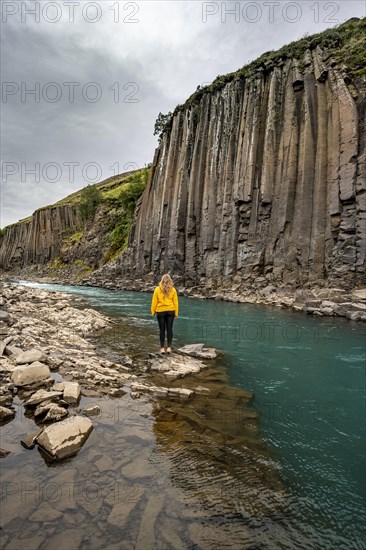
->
[156,311,175,348]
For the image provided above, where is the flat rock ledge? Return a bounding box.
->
[36,416,93,460]
[131,383,194,399]
[177,343,217,359]
[130,344,219,400]
[147,352,210,379]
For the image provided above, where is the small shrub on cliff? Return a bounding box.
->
[78,185,102,222]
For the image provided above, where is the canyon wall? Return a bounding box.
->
[114,44,365,290]
[0,205,81,270]
[1,21,365,293]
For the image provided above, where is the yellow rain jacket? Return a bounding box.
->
[151,284,179,317]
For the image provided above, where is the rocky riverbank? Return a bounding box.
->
[3,269,366,322]
[1,283,289,548]
[82,272,366,322]
[0,283,229,461]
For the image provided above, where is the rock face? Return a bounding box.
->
[0,169,139,274]
[36,416,93,460]
[0,205,81,269]
[106,20,365,290]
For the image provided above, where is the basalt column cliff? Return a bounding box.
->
[116,20,366,290]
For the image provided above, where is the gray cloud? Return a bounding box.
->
[1,0,365,227]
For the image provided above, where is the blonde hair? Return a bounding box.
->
[159,273,173,298]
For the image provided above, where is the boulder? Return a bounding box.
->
[15,349,47,365]
[11,362,50,387]
[5,345,23,357]
[0,448,10,458]
[53,381,65,392]
[0,395,13,407]
[21,430,43,450]
[25,389,63,406]
[0,311,11,324]
[83,405,101,417]
[177,343,217,359]
[0,406,15,420]
[36,416,93,460]
[44,404,68,422]
[333,302,354,316]
[63,381,81,404]
[34,400,57,418]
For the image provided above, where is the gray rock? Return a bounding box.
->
[0,340,6,356]
[44,404,69,422]
[25,389,63,406]
[177,388,194,399]
[194,385,210,395]
[11,361,51,387]
[177,343,217,359]
[0,448,10,458]
[36,416,93,460]
[0,406,15,420]
[21,430,43,449]
[320,300,338,308]
[0,395,13,407]
[352,289,366,300]
[63,381,81,404]
[149,352,209,379]
[131,383,193,399]
[135,494,164,549]
[260,285,277,296]
[305,300,322,308]
[83,404,101,416]
[333,302,354,316]
[15,349,47,365]
[29,502,63,522]
[107,486,145,526]
[34,400,57,418]
[346,311,365,321]
[4,345,23,357]
[320,307,334,315]
[0,311,11,324]
[53,381,65,391]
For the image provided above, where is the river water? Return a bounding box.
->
[1,281,365,550]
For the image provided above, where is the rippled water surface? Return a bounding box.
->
[1,281,365,549]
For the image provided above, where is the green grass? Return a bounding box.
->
[1,167,150,231]
[61,231,84,252]
[104,167,150,256]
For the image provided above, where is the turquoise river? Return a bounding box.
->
[1,281,365,550]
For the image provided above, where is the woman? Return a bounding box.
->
[151,273,179,354]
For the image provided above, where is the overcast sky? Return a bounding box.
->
[1,0,365,228]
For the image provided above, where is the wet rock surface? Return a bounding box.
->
[36,416,93,460]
